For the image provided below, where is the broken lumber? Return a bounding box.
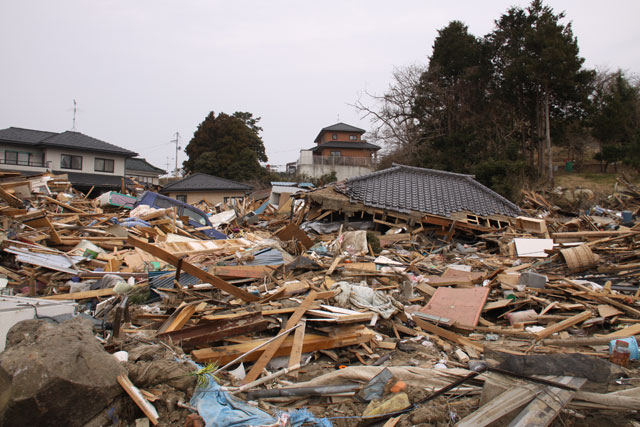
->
[128,235,259,302]
[534,310,592,341]
[193,325,374,365]
[242,290,318,384]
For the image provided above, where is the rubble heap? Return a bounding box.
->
[0,170,638,426]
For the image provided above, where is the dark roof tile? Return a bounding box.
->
[160,173,252,192]
[43,131,137,156]
[126,157,166,174]
[314,122,366,142]
[339,164,521,218]
[0,127,137,156]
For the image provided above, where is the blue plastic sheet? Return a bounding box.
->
[190,375,332,427]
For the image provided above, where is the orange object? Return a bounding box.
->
[390,380,407,393]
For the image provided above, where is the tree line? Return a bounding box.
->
[355,0,640,198]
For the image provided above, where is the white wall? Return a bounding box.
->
[0,144,48,171]
[297,163,373,181]
[45,147,126,175]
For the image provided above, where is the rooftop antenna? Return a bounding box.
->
[72,99,77,131]
[171,132,181,177]
[165,156,172,174]
[336,113,340,122]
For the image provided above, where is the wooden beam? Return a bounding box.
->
[288,320,306,379]
[413,317,483,353]
[41,283,148,300]
[128,235,258,302]
[41,195,84,213]
[192,326,374,365]
[0,186,24,208]
[241,291,318,384]
[534,310,592,341]
[117,374,158,425]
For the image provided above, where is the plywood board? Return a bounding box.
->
[419,286,490,329]
[514,238,554,258]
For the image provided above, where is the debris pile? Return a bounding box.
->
[0,169,639,426]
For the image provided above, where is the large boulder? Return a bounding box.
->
[0,318,124,427]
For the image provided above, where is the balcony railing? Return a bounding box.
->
[0,159,50,168]
[311,155,374,167]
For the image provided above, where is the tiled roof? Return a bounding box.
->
[311,141,380,152]
[0,127,57,144]
[43,131,137,156]
[0,127,137,156]
[314,122,366,142]
[160,173,252,192]
[338,164,521,218]
[126,157,166,174]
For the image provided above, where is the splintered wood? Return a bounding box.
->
[1,169,640,426]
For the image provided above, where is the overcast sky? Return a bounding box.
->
[1,1,638,174]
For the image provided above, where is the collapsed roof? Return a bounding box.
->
[336,164,521,218]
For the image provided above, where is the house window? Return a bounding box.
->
[176,195,187,202]
[5,151,18,164]
[4,151,31,165]
[330,151,341,156]
[349,135,357,141]
[332,134,337,140]
[60,154,82,170]
[95,158,114,173]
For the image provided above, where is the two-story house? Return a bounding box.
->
[0,126,138,192]
[296,122,380,181]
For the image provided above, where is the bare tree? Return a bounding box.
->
[352,64,426,156]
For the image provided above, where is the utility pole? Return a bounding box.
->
[171,132,180,177]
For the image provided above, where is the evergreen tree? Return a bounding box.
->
[183,111,267,182]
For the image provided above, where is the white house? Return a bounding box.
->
[0,127,138,191]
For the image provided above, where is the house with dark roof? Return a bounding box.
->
[125,157,166,186]
[0,126,138,191]
[307,164,521,231]
[296,122,380,181]
[160,173,252,205]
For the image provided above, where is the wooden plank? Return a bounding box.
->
[507,377,587,427]
[156,303,198,334]
[209,265,275,279]
[0,186,24,208]
[274,222,314,249]
[597,304,623,318]
[288,320,306,379]
[413,317,483,353]
[602,323,640,338]
[534,310,592,341]
[128,236,258,302]
[41,195,84,213]
[241,290,318,384]
[457,381,545,427]
[41,283,147,300]
[158,313,269,348]
[192,326,374,365]
[117,374,159,425]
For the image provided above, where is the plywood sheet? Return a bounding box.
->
[514,238,554,258]
[419,286,490,329]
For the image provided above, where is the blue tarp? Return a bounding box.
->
[190,376,332,427]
